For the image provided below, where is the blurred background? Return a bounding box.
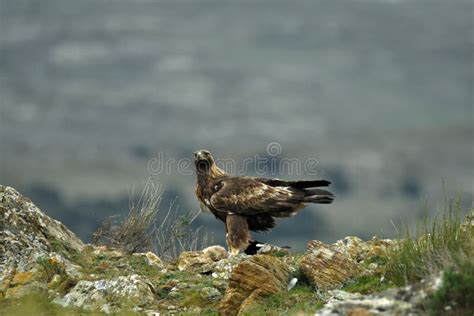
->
[1,0,472,252]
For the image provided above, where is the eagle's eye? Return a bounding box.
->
[214,183,222,192]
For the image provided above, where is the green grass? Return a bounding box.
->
[0,293,144,316]
[0,294,96,316]
[340,254,394,295]
[342,275,393,295]
[49,239,83,263]
[384,198,473,286]
[128,255,157,277]
[243,284,324,315]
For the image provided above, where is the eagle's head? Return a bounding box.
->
[194,149,214,174]
[194,149,225,178]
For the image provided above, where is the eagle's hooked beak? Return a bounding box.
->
[194,149,212,163]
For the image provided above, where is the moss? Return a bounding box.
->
[342,275,393,294]
[181,291,206,307]
[430,259,474,314]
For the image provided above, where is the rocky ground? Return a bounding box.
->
[1,185,472,315]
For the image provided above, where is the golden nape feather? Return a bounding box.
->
[194,149,334,255]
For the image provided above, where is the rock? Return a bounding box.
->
[94,247,125,259]
[203,245,228,261]
[316,274,443,315]
[256,243,291,256]
[0,186,84,298]
[5,281,48,299]
[364,236,396,258]
[212,279,228,291]
[211,254,247,280]
[303,236,395,288]
[132,251,163,268]
[53,274,156,312]
[327,289,364,301]
[316,291,413,315]
[219,255,291,316]
[300,243,362,290]
[332,237,369,262]
[47,253,83,279]
[177,245,227,273]
[310,236,395,264]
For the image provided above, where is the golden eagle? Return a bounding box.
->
[194,149,334,255]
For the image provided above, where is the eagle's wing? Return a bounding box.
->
[209,177,306,217]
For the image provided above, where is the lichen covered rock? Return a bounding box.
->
[132,251,163,268]
[309,236,395,264]
[300,242,362,290]
[219,255,291,315]
[177,245,227,273]
[0,186,84,298]
[53,274,156,312]
[316,291,413,315]
[316,274,443,315]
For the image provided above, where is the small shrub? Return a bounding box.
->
[153,200,210,261]
[92,179,161,253]
[430,258,474,314]
[92,178,209,260]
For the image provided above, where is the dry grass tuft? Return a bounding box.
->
[153,199,211,261]
[92,178,209,259]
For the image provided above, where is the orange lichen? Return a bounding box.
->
[48,256,61,266]
[11,271,34,286]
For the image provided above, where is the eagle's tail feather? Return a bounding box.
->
[266,179,331,188]
[303,188,335,204]
[290,180,331,189]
